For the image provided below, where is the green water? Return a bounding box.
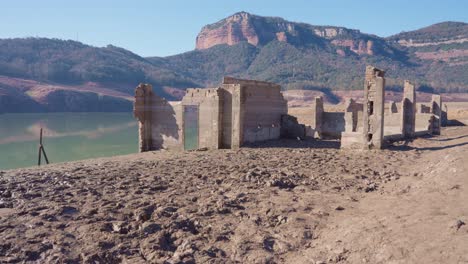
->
[0,112,138,170]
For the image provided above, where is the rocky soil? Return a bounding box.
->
[1,127,468,263]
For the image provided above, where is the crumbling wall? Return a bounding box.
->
[287,96,323,138]
[134,84,181,152]
[281,114,306,139]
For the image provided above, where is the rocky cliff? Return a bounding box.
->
[195,12,383,56]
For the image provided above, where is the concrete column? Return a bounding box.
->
[431,94,442,135]
[363,66,385,149]
[401,80,416,138]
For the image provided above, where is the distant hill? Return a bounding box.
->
[0,12,467,112]
[0,38,197,112]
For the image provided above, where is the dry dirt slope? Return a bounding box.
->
[0,127,467,263]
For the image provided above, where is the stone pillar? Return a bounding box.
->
[230,85,244,148]
[441,104,448,127]
[401,80,416,138]
[314,96,324,138]
[363,66,385,149]
[431,94,442,135]
[134,83,153,152]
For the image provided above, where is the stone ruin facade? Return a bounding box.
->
[362,66,385,149]
[134,77,290,151]
[134,66,445,152]
[340,66,385,149]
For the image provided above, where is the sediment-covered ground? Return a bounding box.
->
[1,127,467,263]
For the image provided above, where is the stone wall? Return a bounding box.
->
[182,88,223,150]
[134,84,182,151]
[224,77,287,145]
[134,77,288,152]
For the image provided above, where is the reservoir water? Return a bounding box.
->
[0,112,138,170]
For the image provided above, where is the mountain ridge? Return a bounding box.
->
[0,12,467,112]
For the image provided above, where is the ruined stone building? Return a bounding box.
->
[134,66,444,152]
[287,66,444,150]
[134,77,288,151]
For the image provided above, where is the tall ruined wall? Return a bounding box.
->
[363,66,385,149]
[341,66,385,149]
[182,88,223,150]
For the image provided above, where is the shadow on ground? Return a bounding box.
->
[245,137,340,149]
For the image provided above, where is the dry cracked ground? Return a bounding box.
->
[1,127,468,263]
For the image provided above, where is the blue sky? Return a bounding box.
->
[2,0,467,57]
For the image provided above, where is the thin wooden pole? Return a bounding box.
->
[38,146,42,166]
[42,146,49,164]
[38,128,50,166]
